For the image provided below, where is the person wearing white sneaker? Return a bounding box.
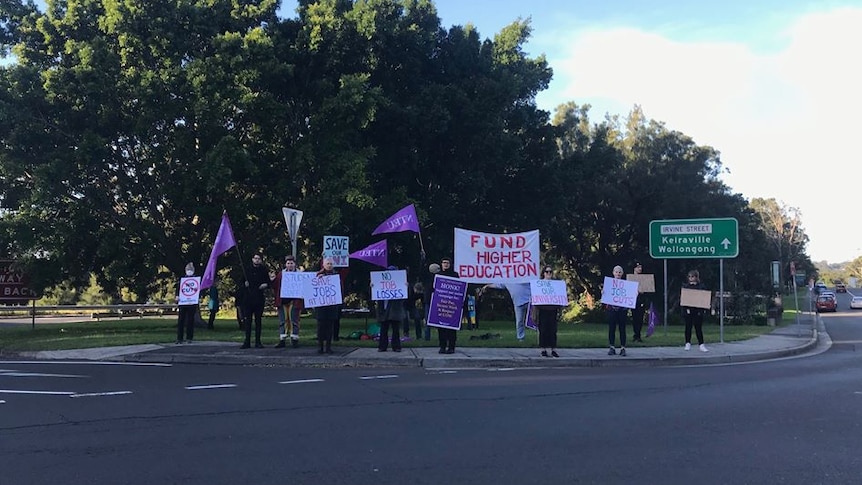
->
[605,265,629,357]
[681,270,708,352]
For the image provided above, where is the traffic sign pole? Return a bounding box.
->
[649,218,740,344]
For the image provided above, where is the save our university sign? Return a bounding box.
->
[649,218,739,259]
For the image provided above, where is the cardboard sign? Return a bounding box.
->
[302,274,343,308]
[280,271,316,299]
[681,288,711,309]
[600,277,639,309]
[626,273,655,293]
[427,275,468,330]
[529,279,569,306]
[178,277,202,305]
[323,235,350,267]
[370,270,408,300]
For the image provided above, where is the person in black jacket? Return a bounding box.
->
[241,253,272,349]
[436,257,460,354]
[631,262,649,342]
[682,269,709,352]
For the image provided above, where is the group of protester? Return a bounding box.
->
[175,255,710,358]
[604,262,709,357]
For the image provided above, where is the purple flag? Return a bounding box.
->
[349,240,388,268]
[201,212,237,289]
[371,204,420,235]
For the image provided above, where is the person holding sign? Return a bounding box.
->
[375,266,408,352]
[273,255,304,348]
[532,266,561,358]
[314,257,340,354]
[606,265,628,356]
[630,262,649,342]
[176,262,199,344]
[682,269,709,352]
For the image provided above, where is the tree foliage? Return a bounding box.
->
[0,0,819,305]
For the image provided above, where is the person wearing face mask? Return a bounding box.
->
[606,265,628,356]
[176,262,197,344]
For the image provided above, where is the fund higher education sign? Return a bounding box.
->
[649,218,739,259]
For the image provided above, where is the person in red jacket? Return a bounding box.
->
[272,255,304,348]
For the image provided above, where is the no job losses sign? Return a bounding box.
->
[649,218,739,259]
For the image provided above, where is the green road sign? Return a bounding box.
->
[649,218,739,259]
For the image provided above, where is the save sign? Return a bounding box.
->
[323,235,350,267]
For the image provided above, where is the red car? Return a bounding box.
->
[816,295,837,312]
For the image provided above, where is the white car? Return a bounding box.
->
[851,296,862,309]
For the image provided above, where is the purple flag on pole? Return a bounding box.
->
[201,212,237,289]
[349,240,388,268]
[371,204,420,235]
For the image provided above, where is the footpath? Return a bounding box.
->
[4,320,827,369]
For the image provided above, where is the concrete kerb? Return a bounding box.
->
[3,325,824,369]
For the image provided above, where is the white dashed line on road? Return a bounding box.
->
[69,391,133,398]
[279,379,325,385]
[359,375,399,380]
[185,384,237,390]
[0,389,76,395]
[0,372,88,378]
[0,361,171,367]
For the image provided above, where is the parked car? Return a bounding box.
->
[835,283,847,293]
[816,295,837,312]
[851,296,862,310]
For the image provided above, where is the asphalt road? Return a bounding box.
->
[1,292,861,485]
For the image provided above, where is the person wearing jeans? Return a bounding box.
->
[480,282,531,341]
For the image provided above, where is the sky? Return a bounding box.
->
[280,0,862,264]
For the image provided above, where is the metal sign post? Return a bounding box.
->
[649,218,739,343]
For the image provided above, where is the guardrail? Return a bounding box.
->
[0,304,180,322]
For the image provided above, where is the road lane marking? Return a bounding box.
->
[359,375,399,380]
[69,391,133,398]
[279,379,324,385]
[0,361,171,367]
[185,384,237,390]
[0,389,76,395]
[0,372,88,378]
